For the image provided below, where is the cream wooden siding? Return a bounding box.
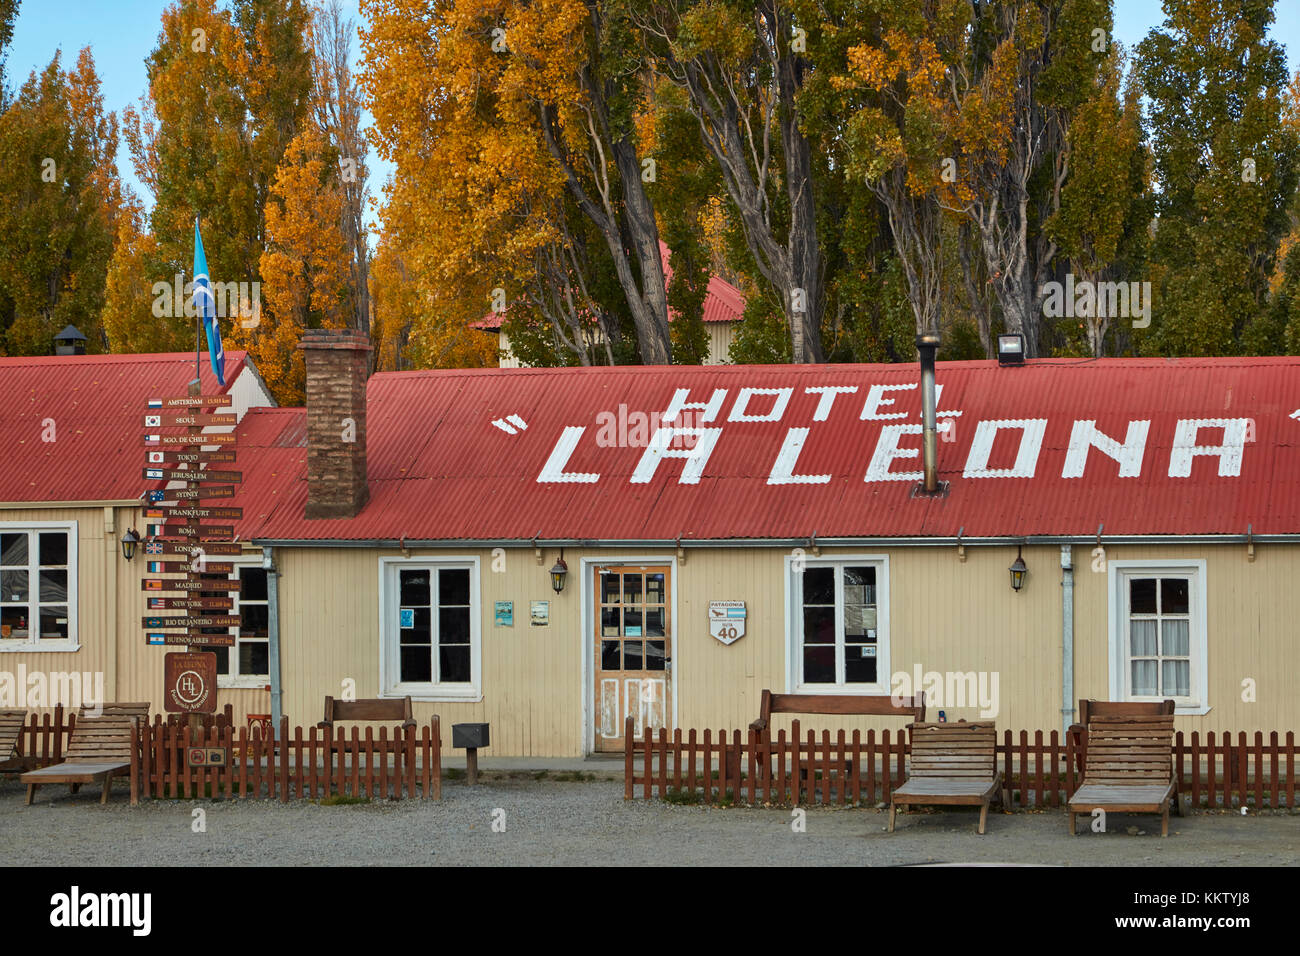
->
[497,324,735,368]
[269,541,1298,756]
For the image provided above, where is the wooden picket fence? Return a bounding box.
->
[624,718,1300,811]
[6,709,442,801]
[137,716,442,801]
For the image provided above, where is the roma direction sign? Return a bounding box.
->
[148,395,233,409]
[145,524,235,540]
[142,412,238,427]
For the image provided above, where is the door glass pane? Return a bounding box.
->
[623,574,642,604]
[1162,659,1189,698]
[646,641,666,671]
[803,645,835,683]
[623,607,642,636]
[38,532,67,566]
[1130,578,1157,614]
[1160,577,1189,614]
[646,573,665,604]
[624,641,643,670]
[1,533,27,566]
[1129,620,1157,656]
[644,607,665,637]
[601,607,621,637]
[1161,619,1189,657]
[600,573,620,604]
[601,640,620,670]
[1131,659,1157,696]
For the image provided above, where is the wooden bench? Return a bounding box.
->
[1067,715,1177,837]
[0,709,35,773]
[318,696,415,730]
[889,721,1004,834]
[748,691,926,783]
[1068,698,1179,812]
[20,703,148,805]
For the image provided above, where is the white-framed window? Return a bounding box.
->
[1108,559,1208,713]
[379,556,480,701]
[193,559,269,688]
[0,522,77,651]
[785,555,889,694]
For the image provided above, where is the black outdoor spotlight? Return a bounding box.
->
[550,552,569,593]
[1009,547,1028,591]
[996,333,1026,366]
[120,528,141,561]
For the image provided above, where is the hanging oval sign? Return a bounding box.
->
[708,600,746,645]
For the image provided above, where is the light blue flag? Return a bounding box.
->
[192,219,225,386]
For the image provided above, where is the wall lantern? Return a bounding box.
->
[1009,547,1028,592]
[120,528,141,562]
[996,333,1026,366]
[549,553,569,594]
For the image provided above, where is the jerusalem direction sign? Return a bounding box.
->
[143,467,241,482]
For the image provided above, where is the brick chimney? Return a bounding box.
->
[299,328,370,519]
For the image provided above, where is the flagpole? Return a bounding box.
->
[194,216,201,392]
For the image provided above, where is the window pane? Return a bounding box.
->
[1129,619,1157,657]
[802,567,834,604]
[209,646,229,672]
[2,569,28,602]
[1161,619,1189,657]
[845,649,877,684]
[803,606,835,644]
[1,533,27,566]
[438,606,470,644]
[439,568,470,606]
[1160,578,1189,615]
[600,640,620,670]
[646,641,666,671]
[240,604,269,637]
[38,532,67,566]
[1130,578,1157,614]
[0,606,26,637]
[1162,659,1189,698]
[844,604,876,639]
[39,570,67,603]
[400,646,431,682]
[601,606,620,637]
[400,606,431,644]
[803,645,835,683]
[239,641,269,676]
[1131,659,1158,696]
[439,646,471,682]
[239,567,268,601]
[644,607,665,637]
[399,569,430,606]
[624,641,643,670]
[843,566,875,604]
[38,606,68,640]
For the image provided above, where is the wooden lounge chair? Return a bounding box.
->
[20,703,148,805]
[0,709,36,773]
[1067,715,1177,837]
[889,721,1004,835]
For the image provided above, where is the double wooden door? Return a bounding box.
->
[594,565,671,752]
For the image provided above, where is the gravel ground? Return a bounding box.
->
[2,774,1297,866]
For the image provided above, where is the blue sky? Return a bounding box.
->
[5,0,1299,236]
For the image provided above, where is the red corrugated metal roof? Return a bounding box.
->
[244,356,1300,542]
[474,242,744,331]
[0,352,248,503]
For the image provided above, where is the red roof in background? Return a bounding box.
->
[474,241,745,332]
[241,356,1300,542]
[0,352,248,503]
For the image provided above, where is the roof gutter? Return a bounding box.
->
[250,532,1300,549]
[0,499,145,510]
